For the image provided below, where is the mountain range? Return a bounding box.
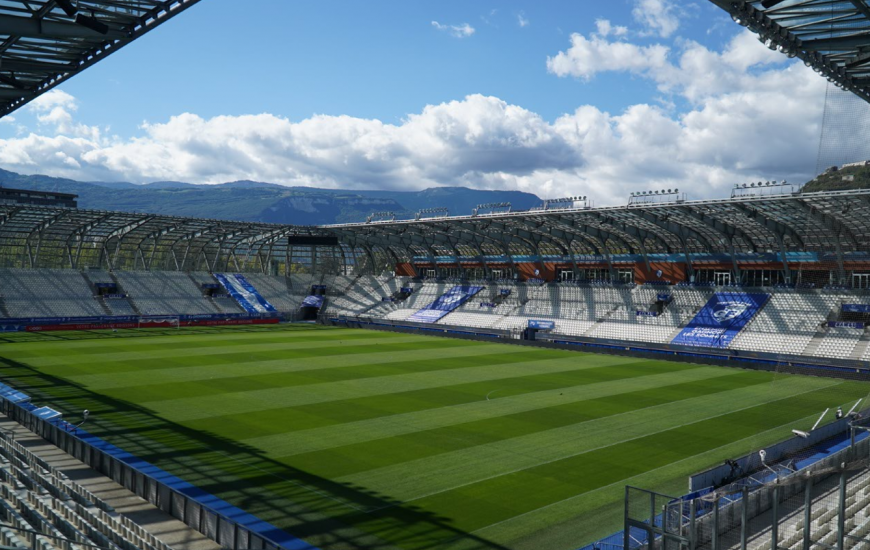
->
[0,169,543,226]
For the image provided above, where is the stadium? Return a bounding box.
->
[1,1,870,550]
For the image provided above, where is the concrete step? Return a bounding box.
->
[0,415,219,550]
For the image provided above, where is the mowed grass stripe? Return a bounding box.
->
[274,371,774,480]
[244,364,739,457]
[144,357,699,421]
[347,382,864,549]
[65,342,558,390]
[0,324,349,357]
[94,349,587,403]
[178,353,637,440]
[5,333,457,370]
[336,376,839,503]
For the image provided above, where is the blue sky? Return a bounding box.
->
[0,0,835,204]
[53,0,732,133]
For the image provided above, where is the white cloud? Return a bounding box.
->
[24,89,103,140]
[632,0,681,37]
[431,21,475,38]
[595,19,628,38]
[517,11,529,28]
[0,30,828,207]
[546,32,670,81]
[547,29,787,103]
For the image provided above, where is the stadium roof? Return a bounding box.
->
[0,206,333,272]
[327,190,870,273]
[4,190,870,274]
[0,0,201,118]
[708,0,870,103]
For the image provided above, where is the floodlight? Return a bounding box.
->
[83,409,89,419]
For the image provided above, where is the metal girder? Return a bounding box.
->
[589,212,671,256]
[0,14,127,40]
[707,0,870,103]
[678,206,758,253]
[0,0,204,118]
[732,203,804,282]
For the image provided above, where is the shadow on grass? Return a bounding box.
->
[0,352,510,550]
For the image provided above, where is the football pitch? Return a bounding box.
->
[0,324,867,550]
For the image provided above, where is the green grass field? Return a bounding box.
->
[0,324,867,550]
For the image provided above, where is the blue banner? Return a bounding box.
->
[0,382,30,404]
[401,287,414,293]
[500,289,512,296]
[302,295,324,308]
[94,283,116,289]
[843,304,870,314]
[528,320,555,330]
[657,293,672,302]
[215,273,276,313]
[408,285,483,323]
[637,310,660,317]
[201,283,221,289]
[312,285,327,291]
[671,292,769,348]
[830,321,865,329]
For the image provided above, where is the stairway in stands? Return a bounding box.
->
[850,330,870,360]
[80,271,113,315]
[0,295,9,318]
[800,325,833,357]
[185,273,222,314]
[108,272,142,315]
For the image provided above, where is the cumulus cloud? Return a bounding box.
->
[547,32,670,82]
[0,30,827,207]
[431,21,475,38]
[548,29,787,102]
[595,19,628,38]
[632,0,682,37]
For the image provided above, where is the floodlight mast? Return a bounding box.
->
[366,211,396,223]
[542,196,591,211]
[731,180,800,199]
[628,189,685,206]
[415,207,449,221]
[472,202,512,216]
